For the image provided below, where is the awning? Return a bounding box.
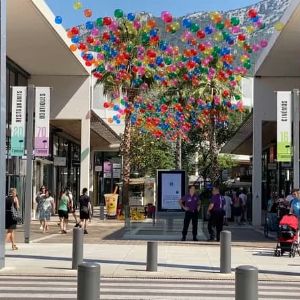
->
[255,0,300,76]
[221,113,253,155]
[7,0,90,76]
[221,116,277,155]
[51,112,121,149]
[90,110,121,146]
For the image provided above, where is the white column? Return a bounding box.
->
[252,114,262,226]
[89,149,95,202]
[293,89,300,189]
[80,117,90,193]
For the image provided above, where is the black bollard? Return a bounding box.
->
[220,230,231,273]
[72,227,84,270]
[235,265,258,300]
[146,241,158,271]
[77,263,100,300]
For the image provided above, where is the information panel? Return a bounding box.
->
[157,170,186,211]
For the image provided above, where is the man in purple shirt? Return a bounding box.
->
[207,186,225,241]
[179,185,201,241]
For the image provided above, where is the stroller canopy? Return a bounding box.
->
[280,214,299,231]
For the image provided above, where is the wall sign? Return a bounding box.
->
[10,87,27,156]
[34,87,50,157]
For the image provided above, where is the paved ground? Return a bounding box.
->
[13,209,275,248]
[2,210,298,299]
[0,275,299,299]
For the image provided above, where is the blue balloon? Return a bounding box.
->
[71,36,80,43]
[182,18,192,28]
[85,21,94,30]
[204,25,213,35]
[55,16,62,24]
[127,13,136,21]
[150,28,158,37]
[159,41,168,51]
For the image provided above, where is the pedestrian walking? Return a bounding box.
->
[36,186,46,229]
[5,188,20,250]
[232,190,242,225]
[239,189,247,223]
[66,187,80,227]
[207,186,225,242]
[224,191,232,226]
[58,189,70,234]
[179,185,201,241]
[79,188,91,234]
[40,189,55,233]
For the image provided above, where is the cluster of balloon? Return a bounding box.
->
[55,5,271,140]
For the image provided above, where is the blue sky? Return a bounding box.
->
[45,0,261,28]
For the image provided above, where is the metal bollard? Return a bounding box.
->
[77,263,100,300]
[72,227,84,270]
[146,241,158,271]
[220,230,231,274]
[100,204,105,220]
[235,265,258,300]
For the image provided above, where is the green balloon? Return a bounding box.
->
[114,9,124,18]
[235,94,241,100]
[231,17,240,26]
[244,62,251,69]
[97,64,105,72]
[96,18,103,27]
[190,23,200,33]
[164,57,172,65]
[222,31,229,40]
[94,46,101,52]
[127,43,133,52]
[141,33,150,44]
[216,22,224,30]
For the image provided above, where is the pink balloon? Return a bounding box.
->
[260,39,268,48]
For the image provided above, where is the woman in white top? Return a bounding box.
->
[224,191,232,226]
[40,189,55,233]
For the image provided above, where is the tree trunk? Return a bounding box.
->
[121,113,131,206]
[175,136,182,169]
[208,116,220,185]
[121,88,137,207]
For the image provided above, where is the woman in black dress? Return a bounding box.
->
[6,188,19,250]
[79,188,91,234]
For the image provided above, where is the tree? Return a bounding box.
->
[182,109,249,183]
[130,128,175,177]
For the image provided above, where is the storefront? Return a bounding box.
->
[7,0,121,219]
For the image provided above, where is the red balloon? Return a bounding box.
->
[196,30,206,39]
[247,8,258,18]
[102,32,110,41]
[71,27,79,35]
[103,17,112,26]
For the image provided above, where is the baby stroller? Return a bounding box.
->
[274,213,300,257]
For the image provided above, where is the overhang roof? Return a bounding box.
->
[221,114,277,155]
[7,0,90,76]
[221,113,253,155]
[255,0,300,77]
[51,113,121,149]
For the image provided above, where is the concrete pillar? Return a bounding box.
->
[80,116,90,193]
[252,107,262,226]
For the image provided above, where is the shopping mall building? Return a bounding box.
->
[222,0,300,225]
[7,0,122,216]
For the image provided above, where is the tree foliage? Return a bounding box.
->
[130,128,175,177]
[182,109,250,183]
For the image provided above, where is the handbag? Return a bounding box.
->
[11,205,23,224]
